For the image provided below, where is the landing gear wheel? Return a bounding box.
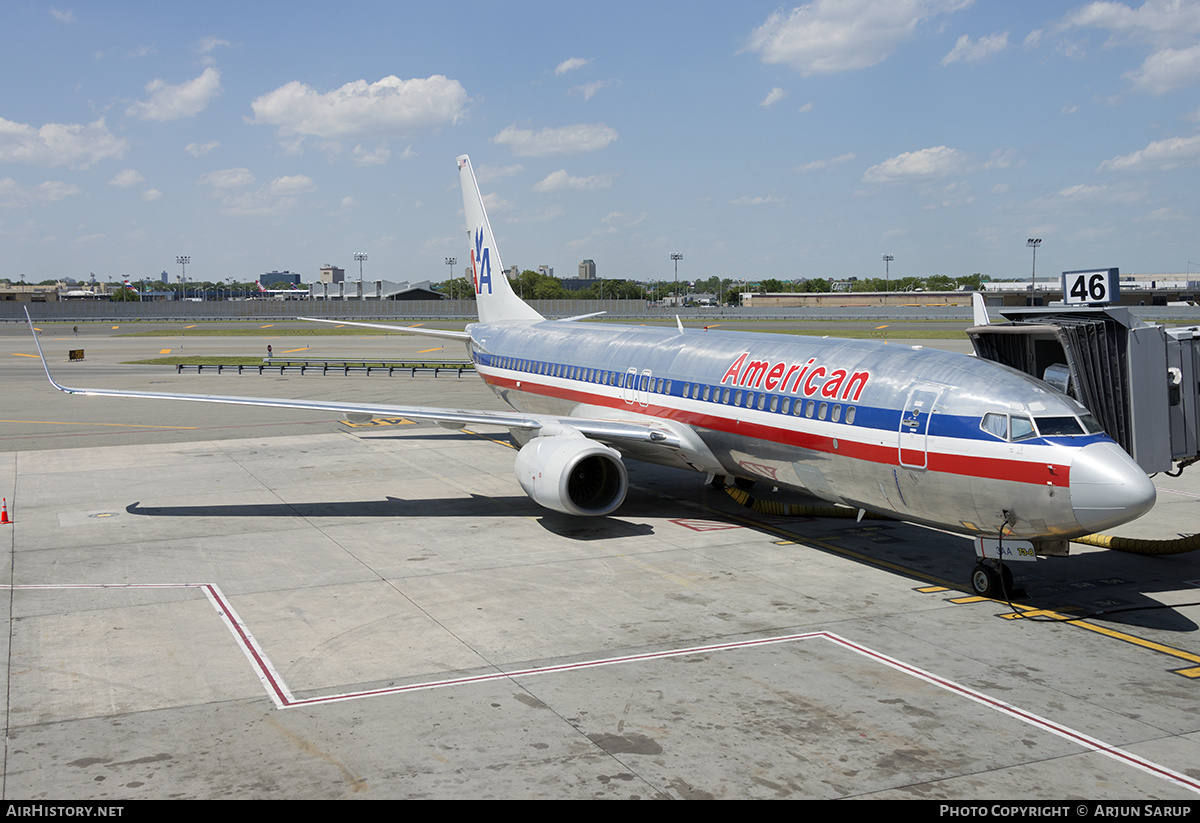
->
[710,475,726,490]
[734,477,757,490]
[971,563,1001,598]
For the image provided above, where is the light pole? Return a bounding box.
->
[671,252,683,306]
[882,254,893,293]
[176,256,189,301]
[354,252,367,283]
[1027,238,1041,292]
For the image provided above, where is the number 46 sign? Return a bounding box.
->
[1062,267,1119,305]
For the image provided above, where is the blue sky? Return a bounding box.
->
[2,1,1199,288]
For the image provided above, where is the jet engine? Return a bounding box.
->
[514,434,628,516]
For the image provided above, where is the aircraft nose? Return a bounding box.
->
[1069,441,1156,533]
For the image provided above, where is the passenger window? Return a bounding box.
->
[845,406,856,425]
[769,396,779,413]
[805,401,815,418]
[818,402,828,420]
[831,404,841,422]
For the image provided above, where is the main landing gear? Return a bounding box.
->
[970,559,1014,599]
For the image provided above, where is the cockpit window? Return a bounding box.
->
[1035,416,1084,436]
[1011,415,1036,441]
[981,413,1008,440]
[1079,412,1104,434]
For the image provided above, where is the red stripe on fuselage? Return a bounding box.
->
[480,370,1070,488]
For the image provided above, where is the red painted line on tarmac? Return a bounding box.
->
[8,585,1197,794]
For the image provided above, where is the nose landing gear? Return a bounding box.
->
[970,559,1015,599]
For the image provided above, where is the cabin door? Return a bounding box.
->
[898,385,943,469]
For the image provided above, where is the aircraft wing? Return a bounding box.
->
[296,317,471,341]
[26,311,680,450]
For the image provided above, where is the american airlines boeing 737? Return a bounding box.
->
[29,154,1157,598]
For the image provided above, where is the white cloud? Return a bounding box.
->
[203,174,316,216]
[127,67,221,121]
[250,75,468,139]
[1099,132,1200,170]
[532,169,614,192]
[941,31,1008,65]
[0,117,126,168]
[570,79,620,100]
[109,169,144,188]
[730,193,785,206]
[760,87,788,107]
[0,178,82,208]
[1060,0,1200,43]
[795,152,856,172]
[1123,44,1200,94]
[141,188,162,202]
[198,167,255,188]
[352,145,391,166]
[474,164,524,184]
[492,123,617,156]
[862,145,968,182]
[744,0,971,75]
[197,36,231,54]
[50,8,75,23]
[555,57,590,75]
[1053,1,1200,94]
[185,140,220,157]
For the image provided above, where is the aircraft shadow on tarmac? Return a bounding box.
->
[124,495,658,540]
[123,493,1197,631]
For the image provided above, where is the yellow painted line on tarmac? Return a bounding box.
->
[11,353,39,358]
[0,419,198,430]
[184,325,197,329]
[111,325,119,329]
[340,417,416,428]
[702,490,1200,677]
[159,348,172,354]
[281,347,308,353]
[417,347,444,353]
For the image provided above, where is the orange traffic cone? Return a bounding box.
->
[0,499,8,524]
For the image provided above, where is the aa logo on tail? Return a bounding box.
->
[472,227,492,295]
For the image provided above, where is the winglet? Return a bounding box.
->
[972,292,990,326]
[24,307,71,393]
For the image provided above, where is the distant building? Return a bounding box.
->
[319,265,345,284]
[259,270,301,287]
[308,279,445,301]
[537,265,554,278]
[579,259,596,279]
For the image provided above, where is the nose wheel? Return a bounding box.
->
[970,560,1015,599]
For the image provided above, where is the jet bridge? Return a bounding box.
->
[967,305,1200,475]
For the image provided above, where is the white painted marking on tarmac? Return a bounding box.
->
[5,584,1199,795]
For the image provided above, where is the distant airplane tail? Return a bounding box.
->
[458,154,544,324]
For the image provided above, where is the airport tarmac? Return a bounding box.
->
[1,323,1199,799]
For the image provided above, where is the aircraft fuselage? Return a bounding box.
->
[468,319,1156,542]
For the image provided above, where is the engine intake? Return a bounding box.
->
[514,434,628,516]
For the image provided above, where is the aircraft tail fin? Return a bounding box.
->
[972,292,991,326]
[457,155,543,324]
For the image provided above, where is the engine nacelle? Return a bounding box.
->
[514,434,628,516]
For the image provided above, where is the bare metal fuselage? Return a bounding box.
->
[467,319,1155,542]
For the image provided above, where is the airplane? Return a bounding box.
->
[27,154,1157,599]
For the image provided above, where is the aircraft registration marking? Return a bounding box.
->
[6,582,1197,794]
